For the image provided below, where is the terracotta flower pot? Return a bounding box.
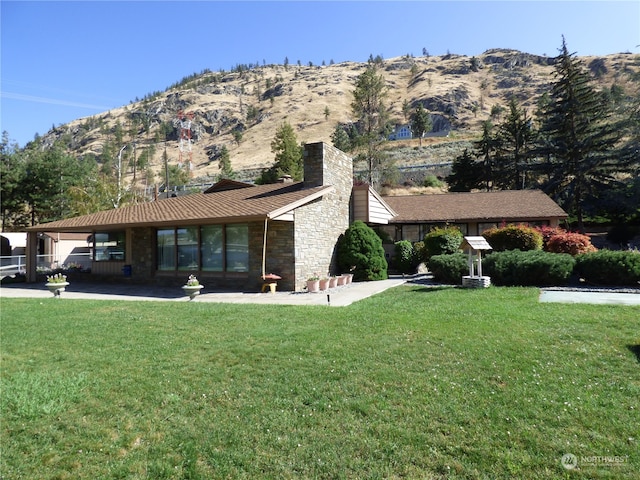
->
[307,279,320,293]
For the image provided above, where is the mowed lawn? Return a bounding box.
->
[1,286,638,479]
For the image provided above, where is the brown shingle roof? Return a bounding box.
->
[27,182,332,232]
[383,190,567,223]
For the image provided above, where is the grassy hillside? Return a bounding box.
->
[40,49,640,186]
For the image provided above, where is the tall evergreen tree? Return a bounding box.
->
[350,64,391,187]
[475,120,498,190]
[493,97,535,189]
[411,103,432,146]
[331,124,351,152]
[217,145,235,180]
[257,122,303,184]
[446,149,483,192]
[537,37,623,232]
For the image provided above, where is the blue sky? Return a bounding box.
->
[2,1,639,148]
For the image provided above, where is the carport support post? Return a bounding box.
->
[26,231,38,283]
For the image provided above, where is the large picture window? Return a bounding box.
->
[201,225,223,271]
[93,231,126,261]
[156,224,248,272]
[157,229,176,271]
[225,224,249,272]
[177,227,198,271]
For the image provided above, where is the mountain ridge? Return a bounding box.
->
[39,48,640,186]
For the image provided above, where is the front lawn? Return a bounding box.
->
[1,286,638,479]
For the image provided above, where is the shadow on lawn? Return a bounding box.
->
[409,285,458,294]
[627,345,640,364]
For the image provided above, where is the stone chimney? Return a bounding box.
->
[303,142,353,190]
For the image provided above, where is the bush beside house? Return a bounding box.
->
[482,225,543,252]
[337,221,388,281]
[428,253,468,285]
[546,232,597,256]
[575,250,640,286]
[419,223,637,288]
[483,250,576,286]
[535,226,597,255]
[393,240,417,274]
[536,225,567,250]
[423,226,464,258]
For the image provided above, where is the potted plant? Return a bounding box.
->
[182,274,204,301]
[45,273,69,298]
[343,266,356,284]
[307,274,320,293]
[329,275,339,289]
[319,277,330,291]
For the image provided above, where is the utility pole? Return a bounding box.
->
[116,145,127,208]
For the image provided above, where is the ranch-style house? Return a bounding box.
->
[24,142,567,291]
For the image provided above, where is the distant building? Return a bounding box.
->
[388,124,413,141]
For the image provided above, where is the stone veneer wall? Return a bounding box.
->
[123,142,353,292]
[248,220,295,291]
[129,227,156,283]
[293,142,353,291]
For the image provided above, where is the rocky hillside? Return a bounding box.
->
[40,49,640,185]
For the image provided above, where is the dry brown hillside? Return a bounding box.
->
[41,49,640,186]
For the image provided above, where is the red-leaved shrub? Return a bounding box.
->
[536,225,566,249]
[546,232,597,256]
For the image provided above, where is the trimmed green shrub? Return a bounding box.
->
[428,253,468,285]
[483,250,575,286]
[546,232,597,256]
[483,224,543,252]
[413,241,426,265]
[394,240,415,274]
[337,221,388,281]
[423,226,464,258]
[575,250,640,286]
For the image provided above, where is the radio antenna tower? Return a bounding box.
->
[175,110,194,173]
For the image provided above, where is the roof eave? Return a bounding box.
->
[26,214,276,233]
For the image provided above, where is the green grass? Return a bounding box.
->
[1,286,639,479]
